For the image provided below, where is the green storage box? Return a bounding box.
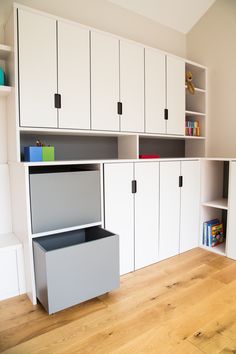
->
[42,146,55,161]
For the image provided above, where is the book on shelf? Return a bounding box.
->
[203,219,224,247]
[185,119,200,136]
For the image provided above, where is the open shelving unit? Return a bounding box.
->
[0,43,13,95]
[200,160,229,256]
[185,61,207,144]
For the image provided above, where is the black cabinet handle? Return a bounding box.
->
[164,108,168,120]
[132,180,137,194]
[179,176,183,188]
[117,102,122,115]
[54,94,61,109]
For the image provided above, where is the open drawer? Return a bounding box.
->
[33,226,119,314]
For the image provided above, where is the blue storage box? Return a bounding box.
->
[24,146,42,162]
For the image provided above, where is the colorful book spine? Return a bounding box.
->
[185,119,200,136]
[202,219,220,246]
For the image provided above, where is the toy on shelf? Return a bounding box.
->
[24,139,55,162]
[186,71,195,95]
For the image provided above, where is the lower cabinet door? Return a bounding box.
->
[159,161,180,260]
[180,160,200,253]
[135,162,159,269]
[104,163,134,275]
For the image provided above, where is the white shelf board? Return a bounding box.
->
[0,233,22,250]
[0,44,12,60]
[200,243,226,256]
[0,86,12,97]
[185,110,206,117]
[184,135,205,140]
[185,86,206,93]
[201,198,228,210]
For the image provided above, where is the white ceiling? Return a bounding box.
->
[109,0,216,33]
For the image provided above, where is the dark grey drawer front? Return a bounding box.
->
[30,171,101,234]
[33,227,120,314]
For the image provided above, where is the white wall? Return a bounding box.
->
[187,0,236,157]
[0,0,186,57]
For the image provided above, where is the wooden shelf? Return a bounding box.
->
[201,242,226,256]
[201,198,228,210]
[0,44,12,60]
[185,110,206,117]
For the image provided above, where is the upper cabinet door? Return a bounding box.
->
[135,162,159,270]
[58,21,90,129]
[166,56,185,135]
[159,161,180,261]
[91,32,119,131]
[120,41,144,133]
[180,160,200,253]
[145,49,166,134]
[18,9,57,128]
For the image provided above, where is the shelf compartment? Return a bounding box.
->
[202,198,228,210]
[0,44,12,60]
[186,89,206,114]
[185,62,206,90]
[201,243,226,256]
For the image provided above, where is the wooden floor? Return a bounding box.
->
[1,248,236,354]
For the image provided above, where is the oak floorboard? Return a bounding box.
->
[0,248,236,354]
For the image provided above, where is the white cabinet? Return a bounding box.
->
[58,21,90,129]
[18,9,57,128]
[135,162,159,270]
[159,162,180,260]
[226,162,236,260]
[166,56,185,135]
[91,32,119,131]
[120,41,144,133]
[145,49,166,134]
[180,160,200,253]
[145,53,185,135]
[104,162,159,274]
[104,163,134,275]
[159,160,200,260]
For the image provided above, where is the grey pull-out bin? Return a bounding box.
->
[30,170,101,234]
[33,227,119,314]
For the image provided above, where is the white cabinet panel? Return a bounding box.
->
[58,21,90,129]
[227,162,236,260]
[0,249,19,300]
[166,56,185,135]
[145,49,165,134]
[135,162,159,270]
[91,32,119,131]
[120,41,144,133]
[180,160,200,253]
[159,162,180,260]
[104,163,134,275]
[0,165,12,234]
[18,9,57,128]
